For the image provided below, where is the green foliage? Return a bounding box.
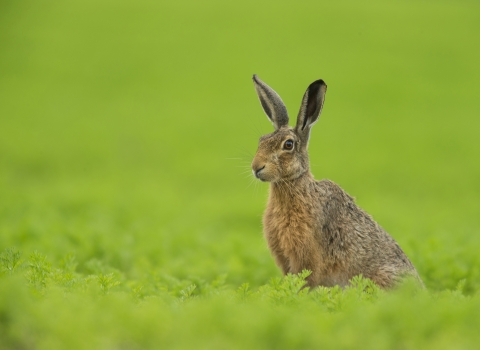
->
[1,0,480,348]
[0,248,22,275]
[1,250,479,349]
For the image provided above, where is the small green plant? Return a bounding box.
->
[0,247,22,275]
[257,270,311,305]
[25,251,52,291]
[179,284,197,301]
[96,273,121,294]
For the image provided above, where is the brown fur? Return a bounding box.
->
[251,75,422,289]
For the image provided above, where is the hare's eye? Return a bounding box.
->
[283,139,294,150]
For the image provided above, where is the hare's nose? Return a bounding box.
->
[253,165,265,178]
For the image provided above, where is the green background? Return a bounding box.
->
[1,0,479,348]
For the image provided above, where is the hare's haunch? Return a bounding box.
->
[251,75,422,289]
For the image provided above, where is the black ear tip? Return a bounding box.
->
[252,74,259,82]
[307,79,327,94]
[311,79,327,88]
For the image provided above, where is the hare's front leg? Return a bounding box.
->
[289,252,322,288]
[265,236,290,275]
[272,251,290,275]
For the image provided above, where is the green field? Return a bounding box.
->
[1,0,480,348]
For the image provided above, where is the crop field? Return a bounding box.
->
[1,0,480,348]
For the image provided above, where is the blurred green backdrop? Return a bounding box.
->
[1,0,480,348]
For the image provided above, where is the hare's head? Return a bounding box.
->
[251,75,327,182]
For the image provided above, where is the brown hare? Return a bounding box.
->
[251,75,422,289]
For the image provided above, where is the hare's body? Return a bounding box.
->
[251,75,421,289]
[265,175,418,288]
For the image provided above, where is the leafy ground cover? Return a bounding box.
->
[1,0,480,348]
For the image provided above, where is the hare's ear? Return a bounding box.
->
[295,79,327,143]
[252,75,289,130]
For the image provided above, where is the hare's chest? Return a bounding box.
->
[263,202,316,258]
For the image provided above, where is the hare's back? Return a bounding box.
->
[314,179,418,279]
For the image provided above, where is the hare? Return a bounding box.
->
[251,75,422,289]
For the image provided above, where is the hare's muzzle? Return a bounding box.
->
[253,165,265,179]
